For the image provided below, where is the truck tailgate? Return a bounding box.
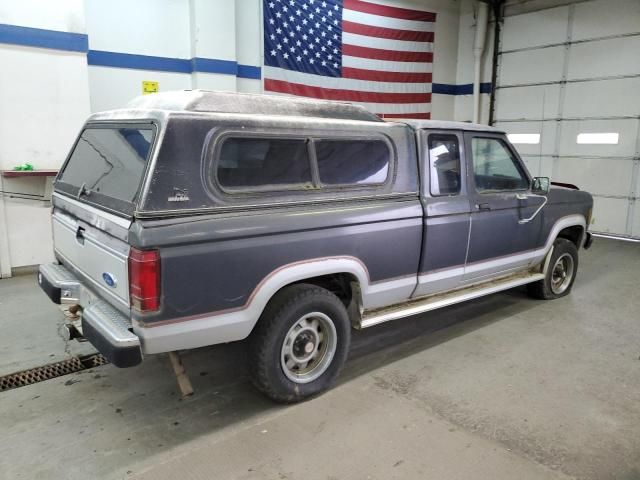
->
[52,208,131,308]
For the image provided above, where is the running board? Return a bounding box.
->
[359,271,545,328]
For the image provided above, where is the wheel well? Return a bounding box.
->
[557,225,584,248]
[291,273,358,307]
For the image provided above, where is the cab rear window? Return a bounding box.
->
[56,125,156,215]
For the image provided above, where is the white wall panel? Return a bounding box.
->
[520,156,541,177]
[88,66,191,112]
[563,78,640,119]
[501,6,568,51]
[495,84,561,120]
[499,47,565,86]
[454,0,494,86]
[190,0,236,60]
[572,0,640,41]
[453,94,491,124]
[235,0,261,68]
[553,158,634,197]
[590,197,629,235]
[557,119,638,158]
[191,72,237,92]
[237,78,262,93]
[496,1,640,237]
[0,0,85,33]
[567,36,640,80]
[85,0,190,58]
[4,202,55,267]
[431,94,455,121]
[495,120,556,156]
[0,46,90,170]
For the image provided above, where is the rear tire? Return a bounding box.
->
[527,238,579,300]
[248,284,351,403]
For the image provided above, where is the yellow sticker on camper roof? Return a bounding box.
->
[142,81,158,95]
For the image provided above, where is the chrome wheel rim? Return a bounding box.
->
[280,312,337,384]
[550,253,575,294]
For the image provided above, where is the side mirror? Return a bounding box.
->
[532,176,550,195]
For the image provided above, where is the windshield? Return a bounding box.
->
[56,125,156,216]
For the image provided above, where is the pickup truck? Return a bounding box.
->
[38,90,593,402]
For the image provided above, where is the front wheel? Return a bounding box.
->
[248,284,351,403]
[527,238,579,300]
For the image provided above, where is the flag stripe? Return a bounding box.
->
[263,66,432,92]
[343,55,432,73]
[343,20,435,42]
[264,78,431,104]
[342,66,432,83]
[342,44,433,62]
[343,0,437,23]
[343,8,436,32]
[352,102,431,114]
[378,112,432,119]
[342,32,433,52]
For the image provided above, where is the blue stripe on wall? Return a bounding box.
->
[0,23,492,92]
[433,82,493,95]
[191,57,237,75]
[237,64,262,80]
[88,50,192,73]
[88,50,262,78]
[0,23,88,52]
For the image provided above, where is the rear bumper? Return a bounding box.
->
[38,263,143,367]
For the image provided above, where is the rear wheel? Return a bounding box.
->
[249,284,351,403]
[527,238,579,300]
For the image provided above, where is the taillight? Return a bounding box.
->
[128,247,160,312]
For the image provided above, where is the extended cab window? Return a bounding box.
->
[315,139,389,186]
[217,137,312,190]
[471,137,529,192]
[56,126,155,215]
[428,134,461,196]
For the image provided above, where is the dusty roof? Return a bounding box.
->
[397,119,505,133]
[125,90,382,122]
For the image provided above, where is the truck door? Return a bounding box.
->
[413,130,472,297]
[463,132,544,282]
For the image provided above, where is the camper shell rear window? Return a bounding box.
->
[56,123,157,216]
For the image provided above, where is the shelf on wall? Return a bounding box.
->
[1,170,58,178]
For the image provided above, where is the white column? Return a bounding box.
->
[189,0,238,91]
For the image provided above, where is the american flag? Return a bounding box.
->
[263,0,436,119]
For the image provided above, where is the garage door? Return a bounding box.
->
[493,0,640,238]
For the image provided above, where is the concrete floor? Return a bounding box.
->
[0,238,639,480]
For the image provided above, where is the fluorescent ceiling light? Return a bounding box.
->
[576,133,619,144]
[507,133,540,144]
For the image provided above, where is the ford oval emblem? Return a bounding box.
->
[102,272,117,288]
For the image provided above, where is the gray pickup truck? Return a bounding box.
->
[38,90,593,402]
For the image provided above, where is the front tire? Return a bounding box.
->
[527,238,579,300]
[248,284,351,403]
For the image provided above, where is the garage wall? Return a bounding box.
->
[453,0,494,123]
[0,0,91,276]
[494,0,640,238]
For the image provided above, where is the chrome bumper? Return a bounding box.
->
[38,263,143,367]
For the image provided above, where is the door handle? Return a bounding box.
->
[75,226,85,245]
[476,203,491,211]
